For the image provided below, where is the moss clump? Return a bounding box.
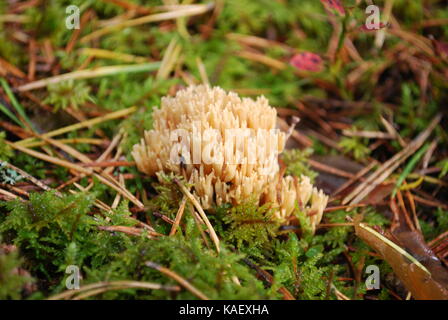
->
[0,132,13,161]
[281,148,318,182]
[0,243,34,299]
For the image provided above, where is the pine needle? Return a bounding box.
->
[48,281,180,300]
[17,63,161,91]
[16,107,136,147]
[0,78,34,130]
[80,4,214,43]
[174,178,221,253]
[145,261,210,300]
[392,143,431,197]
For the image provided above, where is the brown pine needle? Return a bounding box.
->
[237,50,286,70]
[70,182,112,212]
[342,130,395,139]
[343,113,442,206]
[332,284,351,300]
[156,38,182,80]
[25,138,104,148]
[7,140,144,208]
[169,196,187,236]
[277,117,313,147]
[7,142,93,175]
[332,161,378,197]
[16,107,136,147]
[308,159,355,179]
[16,63,161,91]
[0,188,19,200]
[174,178,220,253]
[48,280,180,300]
[94,173,144,208]
[80,4,214,43]
[36,135,143,208]
[111,174,124,209]
[2,161,57,194]
[98,225,162,238]
[381,116,406,147]
[188,202,211,249]
[80,160,135,168]
[358,222,430,275]
[196,56,210,85]
[145,261,210,300]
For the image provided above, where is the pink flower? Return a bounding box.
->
[320,0,346,16]
[290,52,324,73]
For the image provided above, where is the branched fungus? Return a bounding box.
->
[132,85,328,232]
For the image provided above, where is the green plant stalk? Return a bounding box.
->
[0,78,35,130]
[0,100,22,127]
[392,142,431,197]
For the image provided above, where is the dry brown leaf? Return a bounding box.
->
[354,215,448,300]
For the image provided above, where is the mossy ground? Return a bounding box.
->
[0,0,447,300]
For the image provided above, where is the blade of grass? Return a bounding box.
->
[392,143,431,197]
[0,78,34,130]
[0,100,23,127]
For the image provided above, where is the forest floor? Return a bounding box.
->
[0,0,447,300]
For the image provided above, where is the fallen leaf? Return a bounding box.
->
[354,215,448,300]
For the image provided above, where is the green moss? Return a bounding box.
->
[0,0,445,301]
[222,199,280,252]
[281,148,318,182]
[0,132,13,161]
[0,244,34,299]
[44,80,94,111]
[339,136,371,161]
